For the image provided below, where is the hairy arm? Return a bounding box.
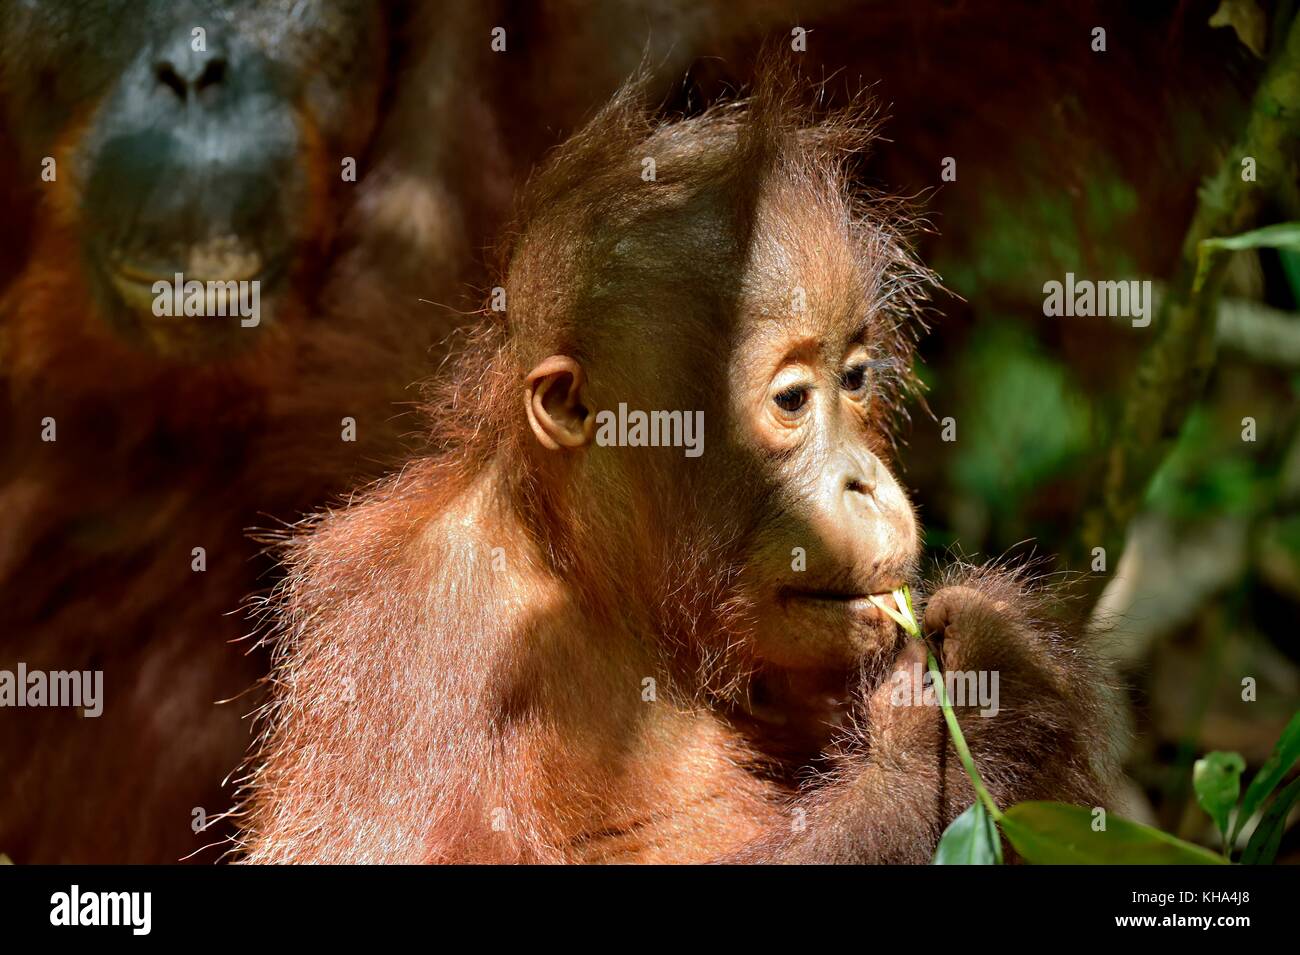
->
[732,568,1116,863]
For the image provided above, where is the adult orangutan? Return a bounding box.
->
[0,0,510,862]
[235,68,1115,863]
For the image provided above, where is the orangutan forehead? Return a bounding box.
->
[595,173,862,286]
[730,189,888,330]
[565,201,890,368]
[505,101,904,356]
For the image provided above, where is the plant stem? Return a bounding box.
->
[874,587,1003,821]
[926,648,1003,821]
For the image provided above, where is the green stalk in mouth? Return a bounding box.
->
[867,586,1001,820]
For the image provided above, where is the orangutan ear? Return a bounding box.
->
[524,355,596,450]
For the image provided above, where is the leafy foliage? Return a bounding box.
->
[913,532,1300,866]
[1000,803,1228,865]
[1193,751,1246,844]
[932,801,1002,865]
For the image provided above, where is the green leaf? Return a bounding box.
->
[1241,776,1300,865]
[1208,0,1267,58]
[1195,222,1300,293]
[1193,751,1246,844]
[1231,711,1300,844]
[1000,802,1229,865]
[1277,248,1300,305]
[933,801,1004,865]
[1200,222,1300,254]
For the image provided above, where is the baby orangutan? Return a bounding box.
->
[234,72,1113,863]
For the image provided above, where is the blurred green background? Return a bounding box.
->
[833,0,1300,856]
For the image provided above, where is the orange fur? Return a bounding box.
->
[236,70,1113,864]
[0,1,512,863]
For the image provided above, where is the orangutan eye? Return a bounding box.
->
[773,384,810,413]
[840,363,869,395]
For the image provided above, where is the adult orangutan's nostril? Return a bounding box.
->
[155,62,187,100]
[196,58,227,92]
